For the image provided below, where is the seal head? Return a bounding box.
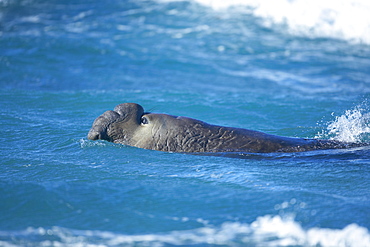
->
[88,103,144,144]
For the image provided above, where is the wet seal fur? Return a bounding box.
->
[88,103,365,153]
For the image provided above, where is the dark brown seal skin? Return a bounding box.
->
[88,103,363,153]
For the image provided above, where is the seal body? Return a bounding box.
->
[88,103,358,153]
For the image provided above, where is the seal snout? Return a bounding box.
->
[87,110,121,141]
[87,129,101,140]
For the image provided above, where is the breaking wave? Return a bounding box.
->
[1,215,369,247]
[192,0,370,45]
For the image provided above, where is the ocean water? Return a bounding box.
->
[1,0,370,246]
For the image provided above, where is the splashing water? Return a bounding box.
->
[2,215,369,247]
[317,105,370,143]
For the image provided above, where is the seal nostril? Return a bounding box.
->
[88,130,100,140]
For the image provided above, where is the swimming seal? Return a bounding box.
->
[88,103,362,153]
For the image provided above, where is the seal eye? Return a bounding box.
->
[141,116,149,125]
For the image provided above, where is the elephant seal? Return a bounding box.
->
[88,103,362,153]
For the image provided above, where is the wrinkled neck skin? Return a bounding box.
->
[131,114,217,152]
[88,103,361,154]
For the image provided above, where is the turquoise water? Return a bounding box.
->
[1,0,370,246]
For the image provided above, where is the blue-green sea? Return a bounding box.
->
[1,0,370,246]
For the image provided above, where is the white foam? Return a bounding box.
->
[317,104,370,143]
[192,0,370,45]
[2,215,369,247]
[250,215,370,247]
[79,138,107,148]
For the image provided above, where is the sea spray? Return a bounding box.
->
[328,108,370,143]
[317,104,370,143]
